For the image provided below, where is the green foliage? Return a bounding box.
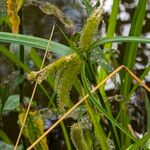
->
[0,32,73,56]
[121,0,147,96]
[81,0,93,15]
[0,0,150,150]
[85,101,109,150]
[0,130,13,144]
[28,54,82,113]
[3,95,20,112]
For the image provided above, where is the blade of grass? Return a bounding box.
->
[81,63,149,149]
[90,36,150,50]
[0,32,73,56]
[26,65,150,150]
[145,90,150,133]
[97,0,120,89]
[94,1,120,143]
[127,134,150,150]
[0,129,13,144]
[85,101,109,150]
[104,0,120,49]
[121,0,147,96]
[60,123,72,150]
[144,90,150,149]
[0,45,30,72]
[127,65,150,99]
[82,63,121,149]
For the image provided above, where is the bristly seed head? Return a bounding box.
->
[79,2,105,52]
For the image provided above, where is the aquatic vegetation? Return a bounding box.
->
[28,53,82,113]
[27,2,105,114]
[0,0,150,150]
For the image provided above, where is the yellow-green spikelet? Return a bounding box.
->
[70,123,89,150]
[80,7,104,51]
[56,55,82,113]
[27,54,77,84]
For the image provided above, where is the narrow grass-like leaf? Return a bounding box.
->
[145,90,150,149]
[0,45,30,72]
[121,0,147,96]
[127,65,150,99]
[0,129,13,144]
[128,134,150,150]
[91,36,150,50]
[81,63,149,149]
[85,101,109,150]
[145,90,150,133]
[104,0,120,49]
[0,32,73,56]
[82,63,120,149]
[97,0,120,95]
[60,123,72,150]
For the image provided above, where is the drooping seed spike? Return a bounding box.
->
[27,54,77,84]
[80,6,104,51]
[70,123,89,150]
[56,55,82,113]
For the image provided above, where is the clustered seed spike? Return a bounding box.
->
[27,54,82,113]
[56,57,82,113]
[80,6,104,51]
[70,123,89,150]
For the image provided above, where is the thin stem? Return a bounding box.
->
[27,65,150,149]
[18,7,24,103]
[14,25,55,150]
